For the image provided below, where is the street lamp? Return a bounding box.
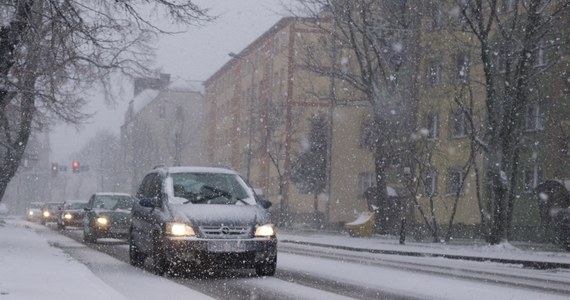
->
[229,52,255,183]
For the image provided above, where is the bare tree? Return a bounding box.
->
[0,0,211,203]
[292,0,421,237]
[457,0,569,244]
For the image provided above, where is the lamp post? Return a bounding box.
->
[229,52,255,183]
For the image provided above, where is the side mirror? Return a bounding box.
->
[139,197,155,208]
[259,199,272,209]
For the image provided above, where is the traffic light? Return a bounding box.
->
[51,163,58,175]
[72,161,80,173]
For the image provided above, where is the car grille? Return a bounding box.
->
[199,225,252,239]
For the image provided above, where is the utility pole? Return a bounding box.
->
[324,19,337,226]
[229,52,255,183]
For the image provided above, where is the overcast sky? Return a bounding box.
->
[50,0,289,163]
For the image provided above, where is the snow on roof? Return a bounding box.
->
[387,186,398,197]
[163,166,238,175]
[131,89,160,115]
[166,78,203,93]
[94,192,132,196]
[130,78,202,116]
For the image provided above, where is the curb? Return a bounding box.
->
[280,239,570,269]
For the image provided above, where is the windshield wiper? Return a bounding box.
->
[188,185,233,204]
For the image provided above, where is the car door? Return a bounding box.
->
[133,173,166,253]
[83,195,96,229]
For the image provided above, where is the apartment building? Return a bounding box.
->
[120,74,205,193]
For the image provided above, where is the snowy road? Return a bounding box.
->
[42,224,570,299]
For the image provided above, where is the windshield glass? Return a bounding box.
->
[92,196,134,210]
[167,172,255,205]
[45,203,61,211]
[65,202,86,210]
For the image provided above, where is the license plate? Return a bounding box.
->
[208,241,246,253]
[110,228,128,234]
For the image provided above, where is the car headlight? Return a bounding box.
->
[64,213,73,220]
[255,224,276,237]
[96,217,109,225]
[28,211,34,216]
[166,223,195,237]
[43,211,50,217]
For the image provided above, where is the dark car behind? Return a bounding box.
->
[57,200,87,229]
[83,193,136,243]
[41,202,63,225]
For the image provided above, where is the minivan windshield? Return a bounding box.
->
[168,172,255,205]
[93,196,134,211]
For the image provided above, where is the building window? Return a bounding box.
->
[456,53,470,83]
[359,173,374,198]
[525,103,545,131]
[427,61,443,86]
[448,169,465,195]
[175,106,184,121]
[431,5,444,31]
[523,164,543,192]
[425,113,439,140]
[424,169,437,196]
[497,0,516,14]
[451,109,467,138]
[158,105,166,119]
[361,118,376,149]
[533,39,548,67]
[495,50,507,73]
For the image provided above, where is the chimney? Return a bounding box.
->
[133,73,171,97]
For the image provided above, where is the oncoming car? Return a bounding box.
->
[26,202,44,222]
[83,193,136,243]
[129,166,277,276]
[41,202,63,225]
[57,200,87,230]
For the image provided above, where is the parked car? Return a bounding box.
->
[129,166,277,276]
[57,200,87,230]
[83,193,136,243]
[41,202,63,225]
[26,202,44,222]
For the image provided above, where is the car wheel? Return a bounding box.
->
[255,257,277,277]
[83,226,97,243]
[57,223,65,230]
[152,239,171,276]
[129,237,146,267]
[40,220,46,225]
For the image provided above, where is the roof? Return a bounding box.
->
[204,17,296,86]
[130,78,202,117]
[153,166,238,176]
[94,193,132,197]
[167,77,203,93]
[131,89,160,115]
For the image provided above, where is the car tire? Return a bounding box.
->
[129,237,146,267]
[152,237,171,276]
[57,223,65,230]
[83,226,97,243]
[255,257,277,277]
[40,220,45,225]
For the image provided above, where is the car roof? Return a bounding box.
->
[158,166,238,175]
[93,192,132,197]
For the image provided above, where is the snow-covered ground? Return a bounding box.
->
[0,217,213,300]
[278,229,570,264]
[2,214,570,300]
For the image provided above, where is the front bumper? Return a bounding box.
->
[162,237,277,267]
[91,224,130,239]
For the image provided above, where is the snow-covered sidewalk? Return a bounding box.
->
[279,229,570,266]
[0,217,213,300]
